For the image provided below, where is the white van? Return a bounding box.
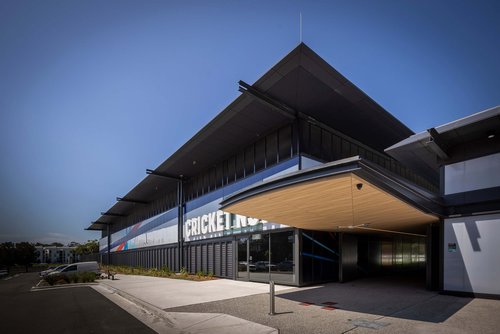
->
[48,261,100,276]
[40,264,68,277]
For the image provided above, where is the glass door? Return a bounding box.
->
[249,233,270,282]
[237,237,249,280]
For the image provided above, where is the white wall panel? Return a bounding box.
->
[444,214,500,295]
[445,152,500,195]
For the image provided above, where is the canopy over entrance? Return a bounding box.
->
[220,157,443,235]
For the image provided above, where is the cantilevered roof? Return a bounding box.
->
[221,157,443,235]
[88,43,413,231]
[385,106,500,182]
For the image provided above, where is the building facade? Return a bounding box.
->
[87,44,499,296]
[34,246,79,264]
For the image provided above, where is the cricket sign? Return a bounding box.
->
[185,210,268,240]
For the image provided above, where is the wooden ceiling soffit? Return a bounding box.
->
[223,173,438,233]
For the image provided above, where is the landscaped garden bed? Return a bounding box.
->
[39,271,97,287]
[101,265,217,281]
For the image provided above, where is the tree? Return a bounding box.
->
[0,242,16,270]
[75,240,99,255]
[50,242,63,247]
[15,242,36,272]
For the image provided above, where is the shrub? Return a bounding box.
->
[180,267,188,277]
[161,266,171,276]
[44,273,69,285]
[43,272,96,285]
[196,270,205,278]
[79,272,96,283]
[69,274,78,283]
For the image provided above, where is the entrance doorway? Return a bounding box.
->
[236,230,296,284]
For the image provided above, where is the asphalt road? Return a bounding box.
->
[0,272,156,334]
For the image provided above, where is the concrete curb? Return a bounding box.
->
[97,280,279,334]
[98,280,179,326]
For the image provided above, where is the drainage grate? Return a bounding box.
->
[349,319,390,329]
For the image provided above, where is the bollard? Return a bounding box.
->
[269,280,275,315]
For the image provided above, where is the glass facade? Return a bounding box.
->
[236,230,295,284]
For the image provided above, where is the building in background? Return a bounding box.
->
[87,43,499,297]
[34,246,79,264]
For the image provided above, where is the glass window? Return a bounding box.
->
[301,230,339,284]
[63,265,77,272]
[237,237,248,280]
[249,233,269,282]
[270,231,294,283]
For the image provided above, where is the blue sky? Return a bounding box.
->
[0,0,499,244]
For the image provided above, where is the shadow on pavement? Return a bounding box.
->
[277,275,472,323]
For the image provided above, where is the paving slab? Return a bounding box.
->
[169,312,277,334]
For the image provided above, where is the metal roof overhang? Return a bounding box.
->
[88,43,414,231]
[220,157,444,235]
[385,106,500,182]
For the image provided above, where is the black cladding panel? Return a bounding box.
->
[265,67,410,152]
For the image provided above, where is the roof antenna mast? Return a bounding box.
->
[299,12,303,43]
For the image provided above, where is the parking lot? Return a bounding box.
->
[0,272,155,334]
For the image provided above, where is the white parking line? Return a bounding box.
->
[3,274,20,281]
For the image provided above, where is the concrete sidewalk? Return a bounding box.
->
[94,275,289,333]
[98,274,291,309]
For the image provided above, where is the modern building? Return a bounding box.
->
[87,44,499,297]
[386,107,500,297]
[34,245,79,264]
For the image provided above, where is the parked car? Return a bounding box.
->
[48,261,99,276]
[40,264,68,277]
[238,261,256,271]
[254,261,277,272]
[277,260,294,272]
